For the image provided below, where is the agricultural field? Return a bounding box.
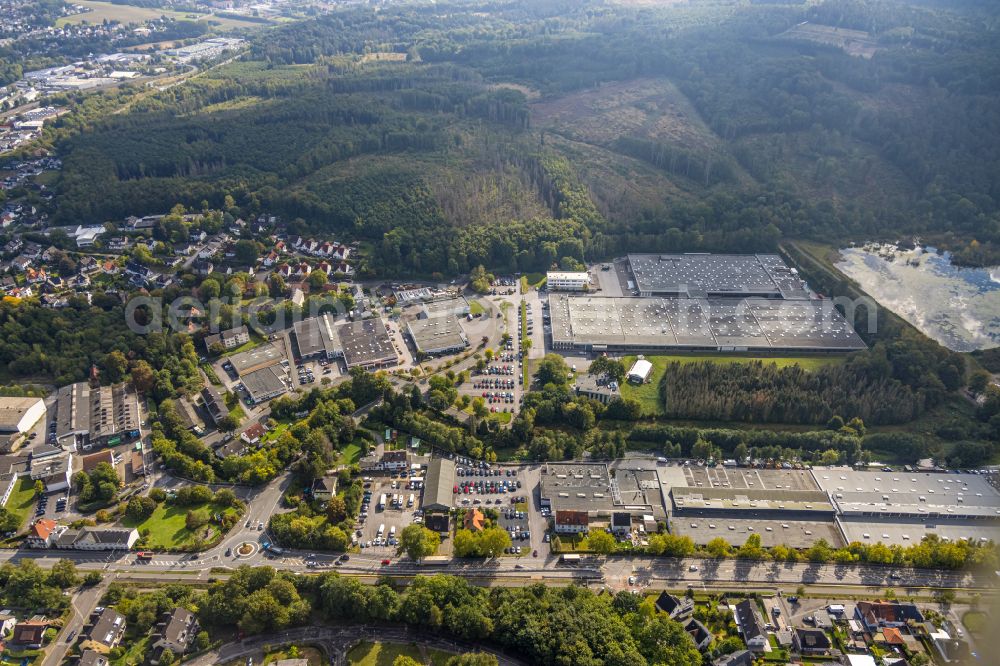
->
[57,0,268,31]
[619,354,844,416]
[57,1,205,26]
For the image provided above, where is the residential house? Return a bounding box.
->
[654,591,694,620]
[0,612,17,637]
[11,619,48,648]
[3,238,23,254]
[41,246,59,262]
[870,627,902,648]
[855,601,924,633]
[733,600,768,652]
[203,325,250,352]
[240,422,266,446]
[610,512,632,536]
[712,650,752,666]
[381,450,409,471]
[11,255,32,272]
[86,607,126,650]
[200,386,227,426]
[54,527,139,551]
[192,259,214,276]
[684,618,713,652]
[80,450,116,474]
[79,650,109,666]
[263,251,279,267]
[311,476,337,501]
[554,510,589,534]
[78,256,98,273]
[149,608,199,665]
[463,508,486,532]
[793,628,831,655]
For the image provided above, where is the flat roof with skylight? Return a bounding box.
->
[812,467,1000,520]
[626,253,809,299]
[548,295,865,353]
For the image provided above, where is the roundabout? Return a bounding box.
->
[234,542,258,558]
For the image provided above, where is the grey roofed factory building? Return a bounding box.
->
[813,466,1000,546]
[422,457,456,513]
[547,294,865,354]
[539,462,659,520]
[293,313,342,360]
[626,253,809,299]
[240,366,288,405]
[405,298,470,356]
[337,318,397,369]
[669,487,836,518]
[227,342,285,375]
[54,382,140,450]
[0,396,45,452]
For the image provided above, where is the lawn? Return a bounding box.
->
[524,272,547,288]
[5,477,38,532]
[121,501,235,550]
[108,635,150,666]
[347,642,454,666]
[469,299,486,316]
[337,442,363,466]
[263,647,324,666]
[489,411,512,425]
[619,354,844,416]
[962,610,987,635]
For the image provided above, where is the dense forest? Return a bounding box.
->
[39,0,1000,274]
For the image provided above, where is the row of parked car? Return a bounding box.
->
[454,478,522,494]
[475,378,516,389]
[458,466,518,477]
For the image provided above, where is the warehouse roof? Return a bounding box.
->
[0,397,43,431]
[422,458,456,512]
[813,467,1000,519]
[338,318,397,368]
[548,294,865,352]
[293,314,342,358]
[627,253,809,299]
[228,342,285,375]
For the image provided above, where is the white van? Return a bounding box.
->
[377,523,385,536]
[389,525,396,537]
[407,493,414,507]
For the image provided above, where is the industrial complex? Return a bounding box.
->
[404,298,471,356]
[424,458,1000,549]
[548,253,866,354]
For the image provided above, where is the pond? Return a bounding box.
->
[835,243,1000,352]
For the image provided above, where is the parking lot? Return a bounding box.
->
[294,357,344,387]
[448,459,550,559]
[356,473,424,557]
